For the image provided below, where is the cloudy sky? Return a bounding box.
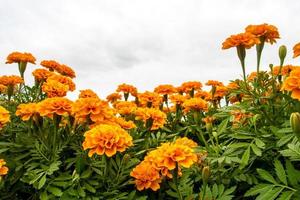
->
[0,0,300,99]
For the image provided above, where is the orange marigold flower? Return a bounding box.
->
[222,32,260,49]
[42,79,69,97]
[37,97,73,118]
[47,74,76,91]
[0,75,23,87]
[116,83,138,97]
[79,89,99,99]
[293,42,300,58]
[180,81,202,93]
[154,84,177,95]
[247,71,258,81]
[0,84,7,94]
[272,65,295,76]
[32,69,53,82]
[0,159,9,176]
[130,161,161,191]
[115,117,136,130]
[169,94,187,105]
[16,103,37,121]
[40,60,61,71]
[202,116,215,124]
[138,91,162,108]
[205,80,224,87]
[227,81,239,90]
[106,92,122,103]
[281,68,300,100]
[214,86,228,99]
[72,97,114,124]
[135,107,166,130]
[194,90,210,99]
[82,124,133,157]
[245,23,280,44]
[0,106,10,129]
[174,137,198,148]
[56,64,76,78]
[6,52,36,64]
[115,101,137,115]
[182,98,208,113]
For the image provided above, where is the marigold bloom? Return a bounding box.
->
[106,92,122,103]
[214,86,228,99]
[116,83,138,97]
[227,81,240,90]
[78,89,98,99]
[281,68,300,100]
[293,42,300,58]
[72,97,114,124]
[222,32,260,49]
[130,161,161,191]
[174,137,198,148]
[115,117,136,129]
[6,52,36,64]
[0,84,7,94]
[32,69,53,82]
[194,90,210,100]
[0,106,10,129]
[16,103,37,121]
[56,64,76,78]
[138,91,162,108]
[245,23,280,44]
[114,101,137,115]
[182,98,208,113]
[82,124,133,157]
[40,60,61,71]
[0,159,9,176]
[180,81,202,93]
[135,107,166,130]
[42,79,69,97]
[154,84,177,95]
[205,80,224,87]
[247,71,258,81]
[272,65,295,76]
[0,75,23,87]
[231,110,253,127]
[47,74,76,91]
[169,94,187,105]
[202,116,215,124]
[37,97,73,118]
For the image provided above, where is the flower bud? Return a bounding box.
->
[202,166,210,184]
[290,112,300,140]
[279,45,287,65]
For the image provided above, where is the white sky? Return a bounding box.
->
[1,0,300,99]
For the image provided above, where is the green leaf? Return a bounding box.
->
[277,134,294,147]
[257,187,283,200]
[257,169,277,184]
[277,191,294,200]
[217,119,228,135]
[47,186,63,197]
[286,160,299,186]
[40,191,48,200]
[251,143,262,156]
[274,160,287,185]
[228,142,249,149]
[38,174,47,189]
[81,168,92,179]
[240,147,250,168]
[255,138,265,148]
[245,184,271,196]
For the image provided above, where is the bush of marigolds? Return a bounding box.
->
[0,23,300,200]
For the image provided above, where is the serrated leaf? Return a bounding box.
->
[274,160,287,185]
[245,184,272,197]
[277,191,294,200]
[286,160,299,186]
[277,134,294,147]
[47,186,63,197]
[38,174,47,189]
[257,187,283,200]
[255,138,265,148]
[240,147,250,168]
[217,119,228,135]
[255,186,275,200]
[251,143,262,156]
[257,169,277,184]
[212,184,218,198]
[228,143,249,149]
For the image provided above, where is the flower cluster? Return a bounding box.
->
[130,137,198,191]
[135,107,166,130]
[281,68,300,100]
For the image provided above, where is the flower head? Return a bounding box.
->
[114,101,137,115]
[106,92,122,103]
[0,106,10,129]
[116,83,138,97]
[0,75,23,87]
[37,97,73,118]
[42,79,69,97]
[179,81,202,94]
[0,159,9,176]
[245,23,280,44]
[6,52,36,64]
[82,124,133,157]
[56,64,76,78]
[32,69,54,82]
[182,98,208,113]
[79,89,99,99]
[293,42,300,58]
[135,107,166,130]
[16,103,37,121]
[222,32,260,49]
[47,74,76,91]
[138,91,162,108]
[154,84,177,95]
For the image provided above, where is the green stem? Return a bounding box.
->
[173,163,183,200]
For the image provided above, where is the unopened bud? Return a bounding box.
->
[290,112,300,140]
[279,45,287,65]
[202,166,210,184]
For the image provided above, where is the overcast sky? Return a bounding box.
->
[1,0,300,99]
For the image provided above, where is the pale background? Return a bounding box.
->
[1,0,299,99]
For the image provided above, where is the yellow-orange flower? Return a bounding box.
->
[37,97,73,118]
[227,81,240,90]
[6,52,36,64]
[47,74,76,91]
[0,75,23,87]
[293,42,300,58]
[16,103,37,121]
[154,84,177,95]
[82,124,133,157]
[182,98,208,113]
[0,84,7,94]
[135,108,166,130]
[214,86,228,99]
[130,161,161,191]
[174,137,198,148]
[194,90,210,100]
[222,32,260,49]
[180,81,202,94]
[138,91,162,108]
[0,106,10,129]
[245,23,280,44]
[42,79,69,97]
[272,65,295,76]
[116,83,138,97]
[114,101,137,115]
[56,64,76,78]
[79,89,99,99]
[32,69,53,82]
[106,92,122,103]
[202,116,215,124]
[169,94,187,105]
[40,60,61,71]
[72,97,114,124]
[0,159,9,176]
[115,117,136,130]
[247,71,257,81]
[205,80,224,87]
